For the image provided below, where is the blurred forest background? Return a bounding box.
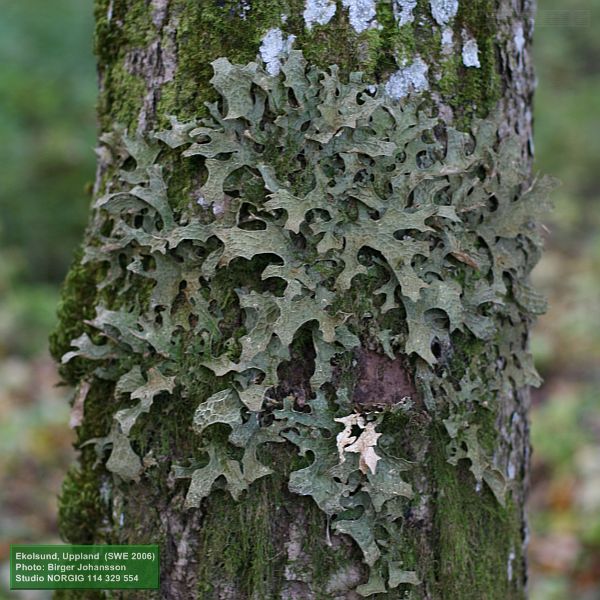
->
[0,0,598,598]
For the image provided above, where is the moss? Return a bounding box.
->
[448,330,485,382]
[372,5,417,75]
[431,426,524,600]
[364,0,502,125]
[330,264,389,318]
[98,58,147,132]
[58,378,115,544]
[58,463,105,544]
[54,590,105,600]
[372,0,502,124]
[49,249,101,384]
[159,147,205,212]
[155,0,294,125]
[207,253,283,359]
[438,0,501,124]
[94,0,502,136]
[94,0,153,130]
[292,4,360,78]
[197,483,277,598]
[476,405,501,455]
[94,0,151,63]
[196,454,363,600]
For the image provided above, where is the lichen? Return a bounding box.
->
[259,27,296,76]
[513,22,525,54]
[303,0,337,30]
[461,31,481,68]
[441,26,454,54]
[429,0,459,26]
[384,55,429,99]
[392,0,417,26]
[341,0,378,34]
[59,51,553,596]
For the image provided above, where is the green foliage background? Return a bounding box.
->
[0,0,598,598]
[528,2,600,598]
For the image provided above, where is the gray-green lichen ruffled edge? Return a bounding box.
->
[58,51,554,596]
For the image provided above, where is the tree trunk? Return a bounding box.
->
[51,1,550,599]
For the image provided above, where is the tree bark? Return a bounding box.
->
[51,1,545,599]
